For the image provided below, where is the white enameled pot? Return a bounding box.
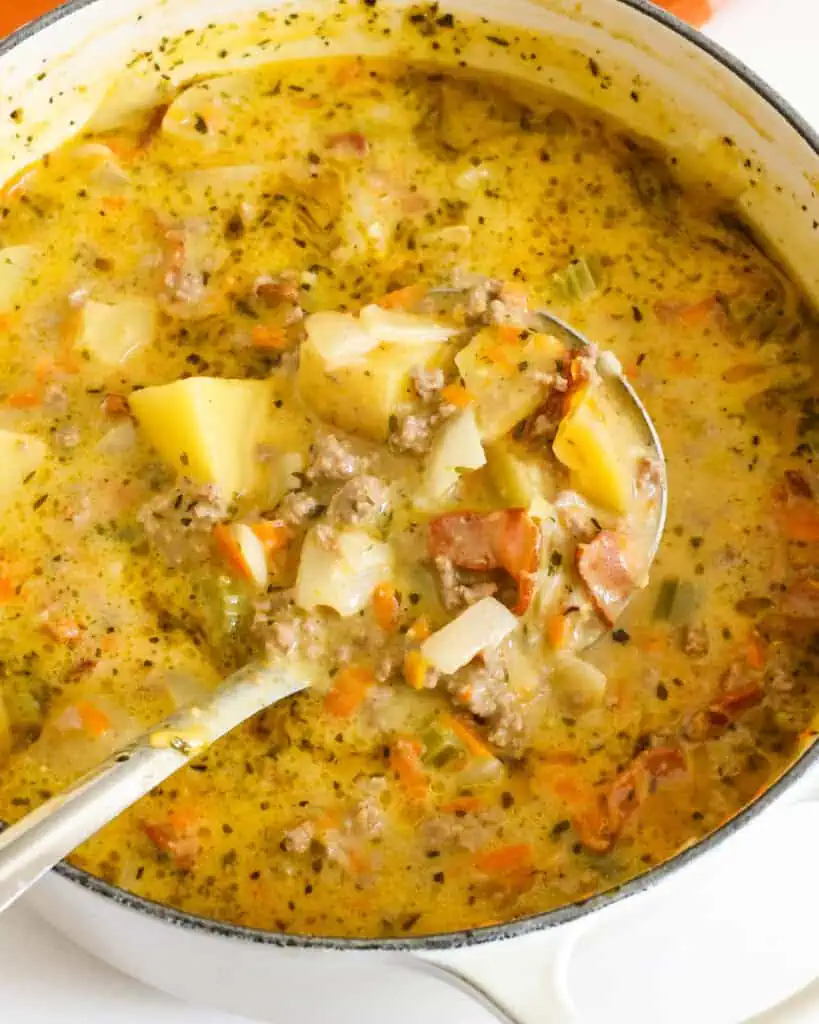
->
[2,2,819,1022]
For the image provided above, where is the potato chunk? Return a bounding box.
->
[455,328,563,441]
[0,430,47,508]
[0,246,34,313]
[298,338,440,442]
[486,438,555,507]
[553,383,636,513]
[295,528,392,616]
[130,377,271,497]
[74,299,156,368]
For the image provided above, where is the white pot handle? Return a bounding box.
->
[409,771,819,1024]
[409,910,598,1024]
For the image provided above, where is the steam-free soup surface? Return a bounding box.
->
[0,48,817,939]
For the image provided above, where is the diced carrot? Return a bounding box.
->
[251,325,289,349]
[324,665,375,717]
[372,582,400,634]
[440,383,475,408]
[746,630,766,670]
[75,700,111,738]
[378,283,425,310]
[406,615,430,642]
[251,520,291,555]
[42,618,82,645]
[446,714,493,759]
[213,524,252,581]
[403,649,428,690]
[546,611,569,650]
[441,795,485,815]
[7,388,42,408]
[475,842,533,876]
[496,324,523,345]
[0,577,16,602]
[390,737,428,800]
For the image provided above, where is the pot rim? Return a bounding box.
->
[2,0,818,954]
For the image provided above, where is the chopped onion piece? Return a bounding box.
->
[360,304,460,345]
[551,653,607,708]
[422,597,519,675]
[295,528,392,616]
[423,407,486,503]
[305,312,378,369]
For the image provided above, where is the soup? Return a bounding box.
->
[0,25,817,940]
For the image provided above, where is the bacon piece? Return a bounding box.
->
[428,509,540,614]
[707,683,764,727]
[574,745,687,854]
[575,531,635,625]
[325,131,369,157]
[780,578,819,619]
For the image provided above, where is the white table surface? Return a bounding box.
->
[2,1,819,1022]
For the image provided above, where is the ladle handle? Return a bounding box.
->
[0,661,311,914]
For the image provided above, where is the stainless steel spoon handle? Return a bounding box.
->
[0,659,312,914]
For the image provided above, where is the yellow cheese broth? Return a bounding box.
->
[0,54,816,938]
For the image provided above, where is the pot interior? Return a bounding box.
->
[0,0,817,950]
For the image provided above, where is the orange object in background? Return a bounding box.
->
[1,0,716,40]
[654,0,713,26]
[1,1,62,36]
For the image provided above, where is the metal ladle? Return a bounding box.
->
[0,303,666,916]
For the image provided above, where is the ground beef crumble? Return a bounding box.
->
[137,477,229,566]
[306,433,365,482]
[327,475,390,526]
